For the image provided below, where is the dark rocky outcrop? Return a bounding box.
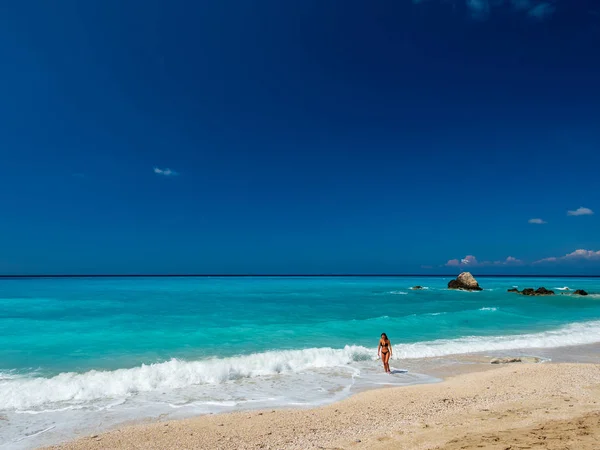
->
[574,289,589,296]
[509,287,555,296]
[411,286,424,290]
[447,272,482,291]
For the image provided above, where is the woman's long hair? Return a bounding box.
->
[381,332,388,341]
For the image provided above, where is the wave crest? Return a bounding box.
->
[0,346,372,410]
[3,321,600,411]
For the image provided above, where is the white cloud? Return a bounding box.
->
[490,256,523,266]
[534,249,600,264]
[567,207,594,216]
[534,256,557,264]
[462,255,478,265]
[528,218,546,224]
[503,256,523,265]
[564,249,600,259]
[446,254,523,267]
[154,167,178,176]
[446,255,478,267]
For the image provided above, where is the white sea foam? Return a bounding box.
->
[388,290,407,295]
[0,346,372,410]
[392,320,600,359]
[3,321,600,413]
[555,286,571,291]
[479,307,497,311]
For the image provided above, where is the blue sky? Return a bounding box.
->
[1,0,599,275]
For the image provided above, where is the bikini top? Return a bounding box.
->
[381,340,389,348]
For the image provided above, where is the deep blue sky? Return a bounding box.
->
[1,0,599,275]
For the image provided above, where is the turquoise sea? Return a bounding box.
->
[1,276,600,448]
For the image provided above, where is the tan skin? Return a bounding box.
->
[377,334,392,373]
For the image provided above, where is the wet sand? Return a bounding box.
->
[45,362,600,449]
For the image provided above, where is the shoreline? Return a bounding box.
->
[44,358,600,450]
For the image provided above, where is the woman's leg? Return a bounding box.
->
[383,352,390,373]
[381,352,388,371]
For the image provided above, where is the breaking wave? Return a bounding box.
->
[2,320,600,411]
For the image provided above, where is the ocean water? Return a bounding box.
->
[1,276,600,448]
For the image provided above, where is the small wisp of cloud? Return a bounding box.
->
[154,167,178,177]
[528,218,546,224]
[567,207,593,216]
[503,256,523,265]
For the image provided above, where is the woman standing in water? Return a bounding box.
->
[378,333,392,373]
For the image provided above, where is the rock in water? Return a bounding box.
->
[507,288,519,293]
[411,286,424,290]
[447,272,482,291]
[535,287,555,296]
[448,279,461,289]
[574,289,589,296]
[519,287,554,296]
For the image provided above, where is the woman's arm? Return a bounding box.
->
[389,342,392,357]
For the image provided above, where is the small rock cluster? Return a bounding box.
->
[507,287,554,296]
[508,287,589,296]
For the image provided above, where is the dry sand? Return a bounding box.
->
[45,362,600,450]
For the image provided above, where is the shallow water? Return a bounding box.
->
[1,276,599,448]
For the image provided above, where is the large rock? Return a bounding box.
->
[411,286,424,290]
[448,272,482,291]
[574,289,589,296]
[507,288,519,293]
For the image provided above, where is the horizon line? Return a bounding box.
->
[0,274,599,279]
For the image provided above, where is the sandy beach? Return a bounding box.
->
[45,361,600,450]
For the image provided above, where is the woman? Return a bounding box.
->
[378,332,392,373]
